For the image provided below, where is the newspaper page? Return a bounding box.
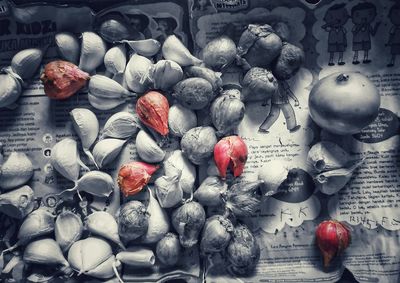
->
[189,0,400,282]
[0,0,200,282]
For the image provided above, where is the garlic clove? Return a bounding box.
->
[92,138,126,168]
[51,138,84,181]
[55,32,80,65]
[162,35,202,66]
[168,104,197,138]
[41,60,89,100]
[0,151,33,190]
[120,39,161,57]
[193,176,227,207]
[104,44,126,76]
[155,175,183,208]
[23,238,71,274]
[307,141,351,173]
[85,255,117,279]
[0,185,35,219]
[258,160,290,195]
[0,71,23,108]
[124,53,153,93]
[315,159,364,195]
[97,19,133,43]
[55,211,83,253]
[151,60,183,90]
[185,65,222,91]
[163,150,196,195]
[75,170,114,197]
[17,208,55,245]
[85,211,125,249]
[89,74,135,99]
[70,108,99,166]
[79,31,107,74]
[11,48,43,79]
[156,232,181,266]
[117,161,159,197]
[101,111,140,140]
[87,93,126,111]
[316,220,351,267]
[214,136,248,179]
[136,130,165,163]
[136,91,169,136]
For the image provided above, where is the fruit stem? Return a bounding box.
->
[336,73,349,83]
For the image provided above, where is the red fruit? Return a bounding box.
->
[214,136,248,179]
[315,220,351,267]
[136,91,169,136]
[40,60,89,100]
[118,161,159,197]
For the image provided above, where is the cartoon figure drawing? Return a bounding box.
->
[386,4,400,67]
[322,3,349,66]
[153,15,180,45]
[350,2,381,64]
[259,80,300,134]
[124,13,152,39]
[191,0,217,18]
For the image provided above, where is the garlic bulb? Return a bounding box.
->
[226,224,260,275]
[211,95,245,136]
[136,130,165,163]
[193,176,227,207]
[79,31,107,73]
[11,48,43,79]
[202,36,237,71]
[92,138,126,168]
[55,32,80,64]
[172,201,206,248]
[156,233,181,266]
[200,215,233,254]
[102,112,140,140]
[0,151,33,190]
[55,211,83,252]
[117,201,149,243]
[168,104,197,137]
[51,138,87,181]
[181,126,218,165]
[70,108,99,166]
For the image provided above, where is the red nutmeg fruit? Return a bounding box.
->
[136,91,169,136]
[40,60,89,100]
[117,161,159,197]
[214,136,248,179]
[315,220,351,267]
